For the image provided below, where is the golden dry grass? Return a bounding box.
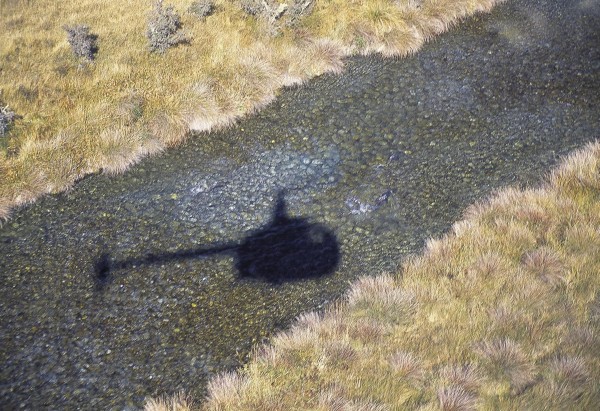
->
[148,141,600,410]
[145,392,197,411]
[0,0,505,220]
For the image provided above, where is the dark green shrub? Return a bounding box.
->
[147,1,189,53]
[188,0,215,19]
[63,24,98,61]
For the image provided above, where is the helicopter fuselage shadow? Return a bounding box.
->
[94,193,340,287]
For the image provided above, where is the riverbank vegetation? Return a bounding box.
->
[0,0,505,220]
[146,141,600,409]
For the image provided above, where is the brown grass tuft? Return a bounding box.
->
[17,133,81,193]
[205,371,249,408]
[491,218,537,258]
[388,351,423,381]
[566,326,597,349]
[348,319,385,344]
[347,274,398,306]
[347,274,417,324]
[317,315,350,340]
[322,340,357,369]
[295,310,323,331]
[540,355,593,404]
[181,79,227,133]
[317,385,351,410]
[551,141,600,194]
[474,338,537,394]
[115,90,146,125]
[590,293,600,323]
[0,197,11,221]
[272,326,317,352]
[318,394,388,411]
[522,247,566,287]
[379,23,424,57]
[93,126,164,174]
[254,344,279,366]
[548,355,589,385]
[514,198,552,227]
[438,364,483,394]
[467,252,506,280]
[488,303,520,333]
[315,383,390,411]
[301,38,346,77]
[437,386,477,411]
[4,161,47,206]
[144,391,195,411]
[563,224,600,256]
[149,112,190,147]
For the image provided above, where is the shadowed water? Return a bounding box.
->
[1,0,599,408]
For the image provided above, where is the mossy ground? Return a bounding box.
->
[0,0,504,220]
[147,142,600,409]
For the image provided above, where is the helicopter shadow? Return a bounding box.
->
[94,191,340,287]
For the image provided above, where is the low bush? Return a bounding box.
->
[285,0,315,26]
[63,24,98,61]
[239,0,292,36]
[0,105,17,137]
[239,0,268,17]
[188,0,215,19]
[147,1,189,53]
[239,0,314,33]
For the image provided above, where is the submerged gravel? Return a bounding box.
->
[1,0,599,409]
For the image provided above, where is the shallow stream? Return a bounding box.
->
[1,0,599,408]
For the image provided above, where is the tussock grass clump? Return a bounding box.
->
[388,350,424,380]
[144,141,600,410]
[0,0,506,220]
[437,385,478,411]
[145,392,195,411]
